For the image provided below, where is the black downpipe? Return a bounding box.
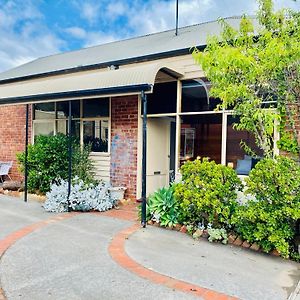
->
[24,104,29,202]
[141,91,147,228]
[67,100,72,211]
[175,0,179,36]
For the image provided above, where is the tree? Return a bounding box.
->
[192,0,300,158]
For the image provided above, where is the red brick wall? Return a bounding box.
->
[0,104,32,181]
[279,104,300,159]
[110,95,139,200]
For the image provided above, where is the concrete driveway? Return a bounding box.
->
[0,194,299,300]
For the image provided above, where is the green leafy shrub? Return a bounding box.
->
[17,134,96,194]
[144,184,182,227]
[175,158,242,228]
[232,156,300,258]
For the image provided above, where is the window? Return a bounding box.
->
[33,98,110,153]
[83,98,109,117]
[226,115,263,174]
[181,79,221,112]
[34,103,55,119]
[33,121,55,140]
[145,82,177,114]
[56,101,80,118]
[83,120,108,152]
[180,114,223,165]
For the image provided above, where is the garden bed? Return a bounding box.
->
[0,188,46,202]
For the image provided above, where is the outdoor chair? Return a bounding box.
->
[0,161,13,183]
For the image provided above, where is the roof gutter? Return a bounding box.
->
[0,45,205,85]
[0,84,152,106]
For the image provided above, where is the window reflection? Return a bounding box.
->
[83,98,109,118]
[180,114,222,165]
[226,115,263,175]
[33,122,54,141]
[34,103,55,119]
[181,79,221,112]
[33,99,110,153]
[83,120,108,152]
[56,101,80,118]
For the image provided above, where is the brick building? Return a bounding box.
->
[0,17,277,200]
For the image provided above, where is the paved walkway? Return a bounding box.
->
[0,195,299,300]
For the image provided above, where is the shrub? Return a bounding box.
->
[44,177,114,212]
[175,158,242,228]
[143,184,182,227]
[232,156,300,258]
[17,134,96,194]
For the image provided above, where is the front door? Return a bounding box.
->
[147,117,173,195]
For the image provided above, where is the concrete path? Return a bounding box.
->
[0,196,51,240]
[0,194,299,300]
[126,226,300,300]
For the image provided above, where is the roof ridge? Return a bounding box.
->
[34,15,254,62]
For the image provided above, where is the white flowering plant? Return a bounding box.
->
[44,177,115,213]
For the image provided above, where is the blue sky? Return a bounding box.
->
[0,0,299,72]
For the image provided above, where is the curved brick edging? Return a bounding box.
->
[0,206,238,300]
[108,224,238,300]
[0,212,79,300]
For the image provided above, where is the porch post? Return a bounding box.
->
[67,100,72,211]
[141,91,147,228]
[24,104,29,202]
[221,111,227,165]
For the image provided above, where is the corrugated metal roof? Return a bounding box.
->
[0,17,257,82]
[0,63,183,105]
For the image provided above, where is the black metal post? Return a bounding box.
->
[24,104,29,202]
[175,0,179,36]
[141,91,147,228]
[67,101,72,211]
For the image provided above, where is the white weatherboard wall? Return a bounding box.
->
[90,153,110,182]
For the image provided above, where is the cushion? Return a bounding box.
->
[236,159,252,175]
[244,155,252,160]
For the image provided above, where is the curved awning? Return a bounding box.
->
[0,63,183,105]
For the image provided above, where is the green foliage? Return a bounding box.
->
[290,251,300,263]
[192,1,300,158]
[277,131,299,154]
[175,158,242,228]
[146,185,182,227]
[232,156,300,257]
[207,228,228,244]
[17,134,96,194]
[187,224,195,236]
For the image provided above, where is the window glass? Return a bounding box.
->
[83,98,109,118]
[33,122,55,140]
[180,114,222,165]
[34,103,55,119]
[71,120,80,138]
[83,120,108,152]
[56,101,80,118]
[56,120,67,135]
[181,80,221,112]
[146,82,177,114]
[226,115,263,175]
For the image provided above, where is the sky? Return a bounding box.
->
[0,0,299,72]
